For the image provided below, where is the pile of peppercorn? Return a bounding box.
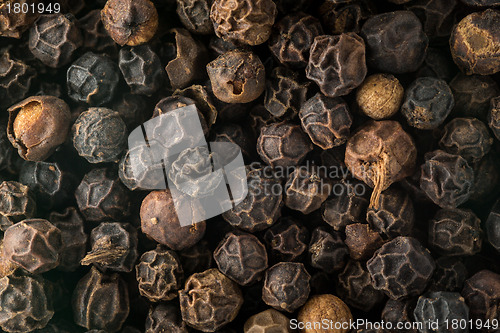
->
[0,0,500,332]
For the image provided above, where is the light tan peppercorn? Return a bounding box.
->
[298,294,353,333]
[356,74,404,120]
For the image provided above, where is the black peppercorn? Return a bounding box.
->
[79,9,118,57]
[461,270,500,325]
[345,223,384,261]
[0,49,35,108]
[264,218,309,262]
[284,168,331,215]
[0,180,36,231]
[308,227,348,273]
[145,303,188,333]
[486,199,500,253]
[176,0,213,35]
[429,256,467,292]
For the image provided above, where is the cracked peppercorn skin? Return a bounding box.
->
[450,9,500,75]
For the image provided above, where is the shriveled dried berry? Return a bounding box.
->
[210,0,277,46]
[135,245,183,302]
[101,0,158,46]
[486,199,500,253]
[300,93,352,150]
[0,274,53,333]
[178,240,212,276]
[318,0,374,35]
[72,108,127,164]
[264,218,309,262]
[345,120,417,209]
[401,77,455,130]
[67,52,120,106]
[244,309,291,333]
[118,45,165,96]
[439,117,493,164]
[322,179,369,231]
[140,190,206,250]
[461,270,500,324]
[179,268,243,332]
[3,219,62,274]
[382,299,418,333]
[414,292,469,333]
[214,231,268,285]
[79,10,118,56]
[345,223,384,260]
[0,50,35,108]
[222,168,282,232]
[262,262,310,312]
[367,187,415,240]
[0,0,39,38]
[207,50,265,103]
[82,223,138,273]
[367,236,435,300]
[284,168,330,214]
[7,96,71,161]
[306,33,367,98]
[164,28,208,90]
[450,9,500,75]
[145,303,188,333]
[355,74,404,120]
[337,260,385,312]
[28,14,82,68]
[264,67,309,119]
[420,150,474,209]
[49,207,87,272]
[407,0,457,39]
[72,267,129,332]
[429,208,482,256]
[308,227,348,273]
[297,294,353,333]
[360,11,428,74]
[268,13,323,69]
[19,161,77,210]
[429,256,467,292]
[176,0,213,34]
[0,181,36,231]
[257,122,313,168]
[75,168,131,223]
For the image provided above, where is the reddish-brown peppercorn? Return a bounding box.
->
[7,96,71,161]
[345,223,384,260]
[101,0,159,46]
[140,190,206,251]
[297,294,353,333]
[461,270,500,325]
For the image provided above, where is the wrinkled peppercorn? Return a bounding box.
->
[461,270,500,325]
[264,218,309,262]
[243,309,291,333]
[306,33,367,98]
[420,150,474,209]
[401,77,455,130]
[145,303,188,333]
[308,227,348,273]
[140,190,206,250]
[207,50,265,104]
[210,0,277,46]
[72,267,129,332]
[176,0,213,35]
[75,168,131,223]
[28,14,82,68]
[67,52,120,106]
[101,0,158,46]
[262,262,310,312]
[179,268,243,332]
[345,223,384,260]
[0,0,39,38]
[488,96,500,141]
[79,9,118,56]
[0,49,35,108]
[407,0,457,39]
[284,168,331,214]
[367,236,435,300]
[429,256,467,292]
[356,74,404,120]
[7,95,71,161]
[297,294,353,333]
[0,180,36,231]
[300,93,352,150]
[214,231,268,285]
[450,9,500,75]
[318,0,374,35]
[135,245,183,302]
[361,11,428,74]
[486,199,500,253]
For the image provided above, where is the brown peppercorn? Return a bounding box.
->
[257,122,313,168]
[176,0,213,35]
[306,33,367,98]
[450,73,499,120]
[284,168,331,215]
[0,50,36,109]
[262,262,311,312]
[207,50,265,103]
[101,0,158,46]
[356,74,404,120]
[210,0,277,46]
[382,299,418,333]
[7,96,71,161]
[0,181,36,231]
[264,218,309,262]
[318,0,375,35]
[243,309,291,333]
[488,96,500,141]
[140,190,206,251]
[179,268,243,332]
[268,12,324,69]
[461,270,500,325]
[3,219,62,274]
[308,227,348,273]
[297,294,353,333]
[0,0,39,38]
[344,120,417,210]
[450,9,500,75]
[345,223,384,260]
